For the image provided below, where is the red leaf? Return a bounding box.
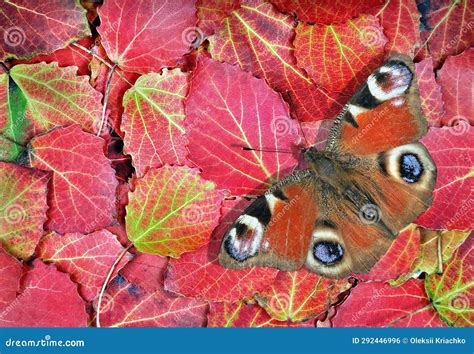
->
[437,48,473,126]
[415,58,445,127]
[37,230,131,301]
[369,0,420,56]
[165,198,278,302]
[419,0,473,68]
[208,302,314,327]
[122,69,190,176]
[269,0,383,24]
[97,0,197,73]
[126,165,225,257]
[98,276,208,327]
[333,279,446,327]
[416,126,474,230]
[105,70,140,136]
[0,260,87,327]
[354,225,420,282]
[209,0,343,122]
[255,268,351,322]
[197,0,239,35]
[120,252,168,293]
[0,162,49,259]
[0,0,90,60]
[294,15,387,94]
[11,37,94,76]
[29,125,118,234]
[185,56,300,195]
[0,246,22,312]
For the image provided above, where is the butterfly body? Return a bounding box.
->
[219,56,437,278]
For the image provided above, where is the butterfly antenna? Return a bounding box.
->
[286,91,310,147]
[241,146,293,154]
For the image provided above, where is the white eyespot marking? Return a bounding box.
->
[263,240,270,252]
[265,193,278,213]
[347,104,368,118]
[392,98,405,107]
[226,215,264,260]
[367,64,412,101]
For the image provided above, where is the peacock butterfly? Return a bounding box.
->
[218,55,437,279]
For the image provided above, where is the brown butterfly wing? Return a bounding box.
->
[303,55,436,278]
[219,170,319,271]
[304,143,436,278]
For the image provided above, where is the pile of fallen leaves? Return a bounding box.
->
[0,0,472,328]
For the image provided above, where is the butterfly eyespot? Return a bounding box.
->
[313,241,344,265]
[399,153,423,183]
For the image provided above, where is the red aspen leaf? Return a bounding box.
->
[208,302,314,327]
[209,0,343,122]
[120,252,168,293]
[98,276,208,327]
[97,0,197,73]
[425,235,473,327]
[37,230,131,301]
[419,0,473,68]
[255,268,351,322]
[416,126,474,230]
[333,279,446,327]
[165,198,278,302]
[0,162,49,259]
[3,63,104,145]
[437,48,473,126]
[415,58,445,127]
[0,0,90,61]
[185,56,300,195]
[29,125,118,234]
[393,230,471,285]
[104,70,140,136]
[294,16,387,94]
[11,37,94,76]
[197,0,240,35]
[122,69,190,176]
[0,260,87,327]
[368,0,420,56]
[354,225,420,282]
[126,165,225,257]
[269,0,383,24]
[0,245,22,312]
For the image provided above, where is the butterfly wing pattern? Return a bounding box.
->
[219,55,437,278]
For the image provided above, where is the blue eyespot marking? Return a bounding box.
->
[313,241,344,265]
[399,153,423,183]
